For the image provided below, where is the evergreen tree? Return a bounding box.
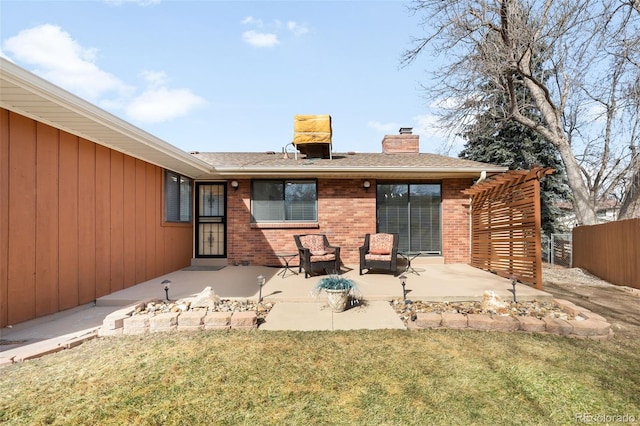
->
[459,115,571,234]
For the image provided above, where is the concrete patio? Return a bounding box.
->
[97,261,553,307]
[1,261,554,364]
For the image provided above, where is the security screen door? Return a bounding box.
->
[195,183,226,257]
[376,183,442,253]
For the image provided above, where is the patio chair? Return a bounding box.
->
[294,234,341,278]
[359,233,399,275]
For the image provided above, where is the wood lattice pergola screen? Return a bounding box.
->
[462,168,553,290]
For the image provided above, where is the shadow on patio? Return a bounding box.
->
[0,262,555,361]
[96,262,553,307]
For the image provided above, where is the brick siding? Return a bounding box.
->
[441,178,473,263]
[226,178,473,266]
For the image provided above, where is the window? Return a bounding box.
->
[251,180,317,222]
[377,183,441,253]
[165,171,192,222]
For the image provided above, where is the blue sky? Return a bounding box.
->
[1,0,455,155]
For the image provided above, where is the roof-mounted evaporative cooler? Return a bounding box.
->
[293,114,332,159]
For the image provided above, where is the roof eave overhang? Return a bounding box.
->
[0,59,508,180]
[0,58,212,179]
[199,166,508,180]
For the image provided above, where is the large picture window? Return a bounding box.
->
[377,183,441,253]
[251,180,317,222]
[165,171,192,222]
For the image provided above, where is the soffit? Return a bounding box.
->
[0,59,212,179]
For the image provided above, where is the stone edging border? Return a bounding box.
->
[99,302,257,336]
[100,297,612,340]
[408,298,613,339]
[0,297,613,367]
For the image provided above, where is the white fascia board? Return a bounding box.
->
[1,58,212,178]
[208,166,508,178]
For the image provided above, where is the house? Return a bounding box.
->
[555,199,621,230]
[0,58,507,327]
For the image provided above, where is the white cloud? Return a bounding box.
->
[412,114,448,139]
[403,96,473,154]
[241,17,308,47]
[287,21,309,36]
[141,70,169,88]
[429,96,466,110]
[125,69,206,123]
[2,24,129,101]
[412,113,465,155]
[584,102,607,123]
[368,116,462,154]
[367,121,398,133]
[3,24,205,124]
[126,87,206,123]
[242,30,280,48]
[241,16,263,27]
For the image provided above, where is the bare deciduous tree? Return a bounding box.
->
[403,0,640,224]
[618,73,640,218]
[575,39,640,219]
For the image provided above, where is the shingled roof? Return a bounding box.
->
[192,151,507,179]
[1,58,507,181]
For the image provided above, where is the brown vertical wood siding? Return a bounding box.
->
[35,122,59,317]
[1,107,11,327]
[59,132,79,310]
[0,108,193,327]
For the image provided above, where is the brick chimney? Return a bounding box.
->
[382,128,419,153]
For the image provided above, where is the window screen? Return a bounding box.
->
[251,180,317,222]
[377,183,441,253]
[165,171,192,222]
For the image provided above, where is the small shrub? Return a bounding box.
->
[314,275,356,292]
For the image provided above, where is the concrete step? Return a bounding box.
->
[190,258,228,267]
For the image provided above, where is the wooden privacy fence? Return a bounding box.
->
[463,168,553,289]
[573,219,640,290]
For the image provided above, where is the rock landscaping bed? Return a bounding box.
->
[99,286,274,336]
[392,298,575,323]
[132,298,273,323]
[100,283,612,339]
[392,293,612,338]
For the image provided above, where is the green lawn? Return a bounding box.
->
[1,330,639,425]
